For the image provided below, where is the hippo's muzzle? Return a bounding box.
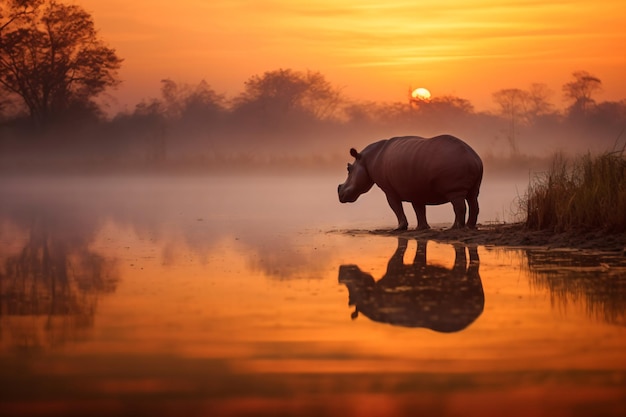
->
[337,184,345,202]
[338,184,358,203]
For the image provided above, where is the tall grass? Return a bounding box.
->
[525,150,626,233]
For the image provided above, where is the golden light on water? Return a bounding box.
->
[1,176,626,415]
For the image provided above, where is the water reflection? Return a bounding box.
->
[0,207,119,352]
[525,250,626,325]
[339,238,484,332]
[0,177,625,416]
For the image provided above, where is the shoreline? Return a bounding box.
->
[339,223,626,254]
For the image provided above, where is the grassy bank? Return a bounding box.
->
[525,150,626,233]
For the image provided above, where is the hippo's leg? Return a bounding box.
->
[411,202,430,230]
[450,197,467,229]
[466,194,479,229]
[385,193,408,230]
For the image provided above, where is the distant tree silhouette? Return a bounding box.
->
[159,79,225,121]
[590,100,626,126]
[0,0,122,124]
[493,88,529,154]
[525,83,554,119]
[418,95,474,116]
[563,71,602,115]
[233,68,342,123]
[343,100,382,123]
[346,95,474,128]
[490,84,554,155]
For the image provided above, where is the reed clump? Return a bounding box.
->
[525,150,626,233]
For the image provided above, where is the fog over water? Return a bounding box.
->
[0,172,528,239]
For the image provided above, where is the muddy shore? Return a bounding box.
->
[341,223,626,254]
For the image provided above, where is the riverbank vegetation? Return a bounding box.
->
[525,149,626,233]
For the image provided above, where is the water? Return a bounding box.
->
[0,175,625,417]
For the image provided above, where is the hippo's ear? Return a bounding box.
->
[350,148,361,160]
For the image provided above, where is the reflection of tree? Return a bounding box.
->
[0,213,118,352]
[525,250,626,325]
[338,238,484,332]
[244,233,331,280]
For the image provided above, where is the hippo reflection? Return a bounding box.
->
[339,238,484,332]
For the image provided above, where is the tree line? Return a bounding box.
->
[1,0,624,173]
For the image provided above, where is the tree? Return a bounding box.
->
[234,68,342,122]
[0,0,122,124]
[159,78,225,120]
[525,83,553,119]
[562,70,602,115]
[493,88,529,154]
[419,95,474,115]
[0,0,40,32]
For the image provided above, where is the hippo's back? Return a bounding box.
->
[371,135,483,204]
[381,135,480,165]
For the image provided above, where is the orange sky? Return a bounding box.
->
[77,0,626,112]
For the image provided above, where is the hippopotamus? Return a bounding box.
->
[339,238,484,332]
[337,135,483,230]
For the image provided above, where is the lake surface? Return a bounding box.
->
[0,175,625,417]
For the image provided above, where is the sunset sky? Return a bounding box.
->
[78,0,626,112]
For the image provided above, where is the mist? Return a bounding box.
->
[1,69,624,176]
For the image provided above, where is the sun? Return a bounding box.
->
[411,87,431,101]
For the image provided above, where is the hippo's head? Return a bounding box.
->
[338,148,374,203]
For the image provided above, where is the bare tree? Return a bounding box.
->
[526,83,554,119]
[562,70,602,115]
[493,88,529,154]
[0,0,122,124]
